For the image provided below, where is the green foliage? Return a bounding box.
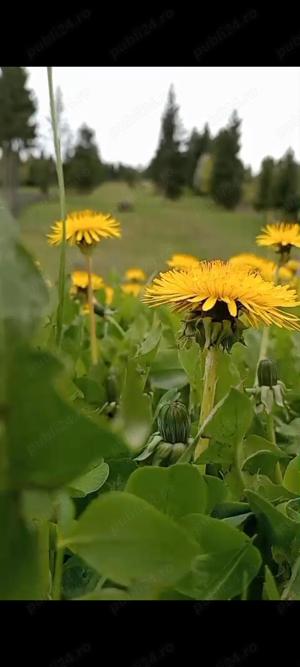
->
[255,157,275,210]
[147,86,185,200]
[210,111,244,209]
[0,67,36,215]
[65,124,104,193]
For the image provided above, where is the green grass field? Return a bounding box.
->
[19,181,267,282]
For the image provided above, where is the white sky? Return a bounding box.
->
[27,67,300,174]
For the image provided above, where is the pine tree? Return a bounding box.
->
[210,111,244,209]
[255,157,275,210]
[148,86,184,199]
[185,123,211,190]
[272,149,300,217]
[65,124,103,192]
[0,67,36,215]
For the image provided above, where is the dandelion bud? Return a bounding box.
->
[169,442,186,464]
[157,401,190,445]
[152,442,173,465]
[258,359,278,387]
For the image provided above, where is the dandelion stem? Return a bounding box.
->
[52,541,64,601]
[86,254,98,365]
[194,347,218,460]
[265,412,283,484]
[106,314,126,338]
[47,67,67,348]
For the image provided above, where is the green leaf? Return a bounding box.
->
[7,346,128,489]
[63,491,199,591]
[151,369,188,390]
[118,360,152,452]
[68,461,109,498]
[262,566,280,600]
[282,556,300,600]
[0,199,48,341]
[178,342,202,400]
[202,388,253,447]
[246,490,300,551]
[0,492,45,600]
[74,377,106,406]
[135,316,162,364]
[202,474,228,514]
[125,464,207,520]
[176,513,261,600]
[283,456,300,494]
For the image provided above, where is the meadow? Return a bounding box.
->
[20,181,266,281]
[3,171,300,603]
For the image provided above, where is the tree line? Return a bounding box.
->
[0,68,299,216]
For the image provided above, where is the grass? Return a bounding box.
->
[19,181,267,283]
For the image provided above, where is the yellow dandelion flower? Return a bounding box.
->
[285,259,300,277]
[229,253,278,282]
[70,270,104,292]
[105,285,114,305]
[229,253,291,283]
[47,210,121,250]
[167,253,200,271]
[143,260,300,331]
[122,282,144,297]
[256,223,300,251]
[124,268,146,282]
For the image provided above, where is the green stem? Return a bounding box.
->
[37,521,50,599]
[86,254,98,365]
[255,326,270,384]
[47,67,67,348]
[265,412,283,484]
[52,539,64,601]
[194,347,218,461]
[234,439,247,498]
[106,314,126,338]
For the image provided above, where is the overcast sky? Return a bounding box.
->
[27,67,300,174]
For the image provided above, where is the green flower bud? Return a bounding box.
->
[157,401,190,444]
[258,359,278,387]
[169,442,186,464]
[152,442,173,465]
[106,373,118,403]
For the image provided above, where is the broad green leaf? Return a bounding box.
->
[202,474,228,514]
[202,388,253,447]
[68,461,109,498]
[246,490,300,551]
[0,492,45,600]
[242,450,287,478]
[7,346,128,489]
[63,491,199,591]
[214,350,241,403]
[0,199,48,341]
[212,501,250,519]
[74,377,106,406]
[176,513,261,600]
[125,464,207,519]
[277,418,300,440]
[151,369,188,390]
[118,360,152,452]
[178,342,202,400]
[262,566,280,600]
[283,456,300,494]
[135,317,162,364]
[281,556,300,600]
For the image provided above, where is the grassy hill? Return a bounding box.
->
[19,181,267,282]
